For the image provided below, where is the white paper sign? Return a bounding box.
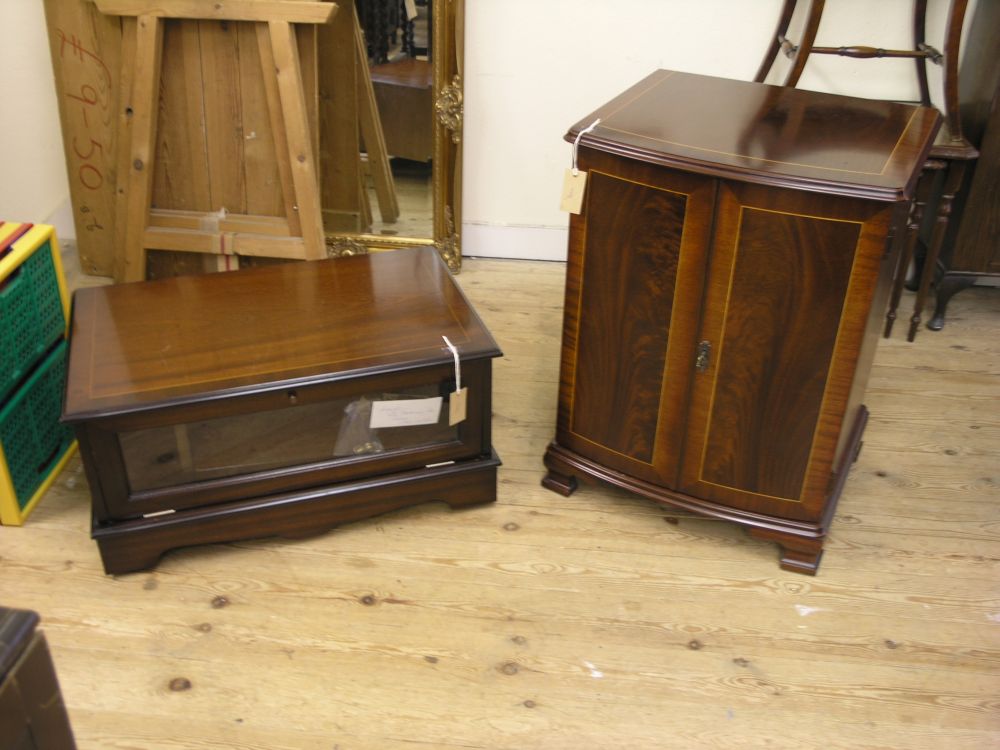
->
[370,397,443,428]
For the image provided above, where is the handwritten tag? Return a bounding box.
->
[560,169,588,214]
[449,387,468,425]
[370,397,442,428]
[404,0,418,20]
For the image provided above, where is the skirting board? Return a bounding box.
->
[54,212,580,265]
[46,197,77,243]
[462,222,568,262]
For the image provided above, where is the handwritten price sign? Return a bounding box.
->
[44,0,121,275]
[58,28,113,226]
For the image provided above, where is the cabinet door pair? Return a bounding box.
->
[557,148,894,522]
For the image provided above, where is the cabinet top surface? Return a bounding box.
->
[64,248,500,418]
[568,70,941,200]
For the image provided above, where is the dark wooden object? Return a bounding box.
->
[928,0,1000,329]
[543,71,940,574]
[756,0,948,107]
[357,0,406,64]
[370,57,434,162]
[63,247,501,574]
[0,608,76,749]
[754,0,978,342]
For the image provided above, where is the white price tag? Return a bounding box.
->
[370,397,442,428]
[561,118,600,214]
[560,169,588,214]
[404,0,418,20]
[441,335,468,425]
[449,387,468,426]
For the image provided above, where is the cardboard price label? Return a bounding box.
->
[560,169,588,214]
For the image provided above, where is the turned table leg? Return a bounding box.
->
[885,167,933,338]
[908,160,968,342]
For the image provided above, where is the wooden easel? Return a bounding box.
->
[95,0,339,282]
[355,6,399,227]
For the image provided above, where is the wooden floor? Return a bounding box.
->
[1,254,998,749]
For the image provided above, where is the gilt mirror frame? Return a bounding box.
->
[325,0,464,272]
[43,0,463,278]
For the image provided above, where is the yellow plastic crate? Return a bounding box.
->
[0,223,75,525]
[1,223,71,402]
[0,342,78,525]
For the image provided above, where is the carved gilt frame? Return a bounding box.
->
[327,0,464,271]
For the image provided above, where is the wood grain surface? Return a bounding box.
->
[572,170,685,463]
[558,149,715,489]
[700,206,858,499]
[64,247,499,417]
[679,181,894,519]
[43,0,123,277]
[568,69,941,202]
[1,250,997,749]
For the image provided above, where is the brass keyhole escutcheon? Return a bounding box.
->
[695,341,712,372]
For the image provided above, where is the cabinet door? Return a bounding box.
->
[679,182,893,520]
[556,149,715,486]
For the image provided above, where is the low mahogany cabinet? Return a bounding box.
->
[543,70,940,574]
[64,247,501,574]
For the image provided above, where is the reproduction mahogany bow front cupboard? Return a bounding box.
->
[542,70,941,574]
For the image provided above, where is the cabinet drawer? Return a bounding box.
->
[82,360,492,520]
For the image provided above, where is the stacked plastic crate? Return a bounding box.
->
[0,223,76,525]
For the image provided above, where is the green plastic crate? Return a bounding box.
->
[1,225,70,402]
[0,341,77,525]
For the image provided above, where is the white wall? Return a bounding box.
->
[463,0,968,261]
[0,0,74,238]
[0,0,970,259]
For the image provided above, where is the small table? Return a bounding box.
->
[64,247,501,574]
